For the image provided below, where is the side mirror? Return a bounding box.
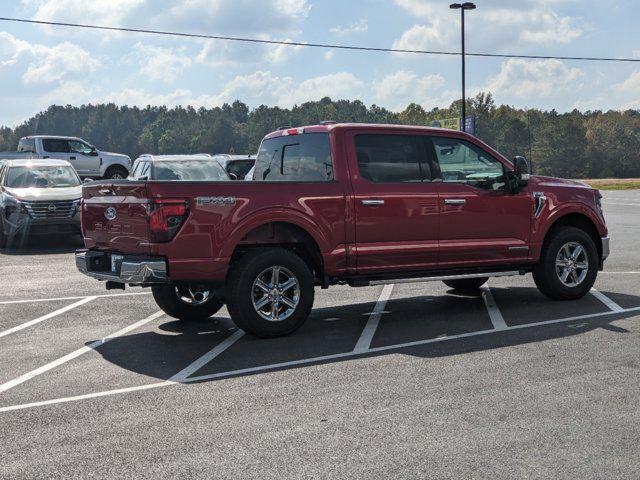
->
[83,178,94,184]
[90,147,98,156]
[228,172,238,180]
[513,156,530,187]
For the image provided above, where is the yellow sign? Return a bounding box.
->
[430,117,461,130]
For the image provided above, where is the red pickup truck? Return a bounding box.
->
[76,123,609,337]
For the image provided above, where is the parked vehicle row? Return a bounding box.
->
[0,135,257,246]
[75,122,609,339]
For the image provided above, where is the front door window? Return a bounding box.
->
[431,137,504,189]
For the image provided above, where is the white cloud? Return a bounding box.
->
[330,19,368,36]
[23,0,310,40]
[392,21,454,51]
[23,0,146,24]
[196,37,304,66]
[392,0,585,52]
[97,71,364,110]
[324,50,335,61]
[373,70,445,110]
[0,32,100,85]
[486,59,582,98]
[130,43,192,83]
[287,72,364,106]
[153,0,310,35]
[612,70,640,109]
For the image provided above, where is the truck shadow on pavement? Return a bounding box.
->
[0,234,83,255]
[90,287,640,384]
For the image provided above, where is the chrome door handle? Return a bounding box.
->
[361,199,385,206]
[444,199,466,205]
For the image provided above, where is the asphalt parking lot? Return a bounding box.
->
[1,190,639,479]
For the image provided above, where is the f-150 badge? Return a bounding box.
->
[196,196,236,207]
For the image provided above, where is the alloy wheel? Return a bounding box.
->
[555,241,589,287]
[251,266,300,322]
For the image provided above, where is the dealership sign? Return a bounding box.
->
[430,116,476,135]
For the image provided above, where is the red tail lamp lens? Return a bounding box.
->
[148,200,188,242]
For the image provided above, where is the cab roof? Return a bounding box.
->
[135,154,215,162]
[21,135,83,141]
[263,122,472,140]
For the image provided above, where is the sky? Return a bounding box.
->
[0,0,639,127]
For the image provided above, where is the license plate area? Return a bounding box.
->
[111,254,124,274]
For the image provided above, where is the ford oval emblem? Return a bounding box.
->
[105,207,117,221]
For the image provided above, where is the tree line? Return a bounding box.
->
[1,93,639,178]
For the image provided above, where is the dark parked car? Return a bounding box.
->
[212,154,255,180]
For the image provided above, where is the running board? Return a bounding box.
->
[366,270,524,287]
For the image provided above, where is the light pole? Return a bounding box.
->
[450,2,476,132]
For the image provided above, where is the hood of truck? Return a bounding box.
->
[100,151,131,161]
[5,186,82,201]
[529,175,592,189]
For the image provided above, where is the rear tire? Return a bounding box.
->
[532,227,598,300]
[104,166,129,180]
[152,284,224,321]
[443,277,488,291]
[226,248,314,338]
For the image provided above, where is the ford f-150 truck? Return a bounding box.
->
[75,123,609,338]
[14,135,131,179]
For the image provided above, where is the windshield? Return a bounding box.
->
[5,166,81,188]
[153,160,229,181]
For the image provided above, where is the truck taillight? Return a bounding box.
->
[148,200,189,243]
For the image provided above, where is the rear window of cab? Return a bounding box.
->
[254,133,333,182]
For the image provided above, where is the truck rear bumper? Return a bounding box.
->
[75,250,168,285]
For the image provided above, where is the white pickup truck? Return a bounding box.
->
[14,135,131,179]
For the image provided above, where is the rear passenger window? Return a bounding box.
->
[255,133,333,182]
[355,134,430,183]
[42,139,70,153]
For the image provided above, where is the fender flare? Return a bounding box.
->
[536,202,604,245]
[219,207,330,259]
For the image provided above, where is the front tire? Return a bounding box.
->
[152,284,224,321]
[104,166,129,180]
[533,227,598,300]
[443,277,488,291]
[226,248,315,338]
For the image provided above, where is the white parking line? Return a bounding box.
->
[481,286,508,331]
[0,310,165,395]
[0,291,151,306]
[353,284,394,353]
[2,304,638,413]
[169,330,245,382]
[0,296,97,339]
[590,288,625,312]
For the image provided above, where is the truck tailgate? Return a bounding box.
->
[81,181,150,254]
